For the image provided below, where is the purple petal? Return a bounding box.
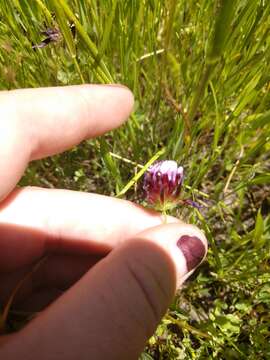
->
[183,199,203,209]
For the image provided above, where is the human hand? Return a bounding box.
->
[0,85,207,360]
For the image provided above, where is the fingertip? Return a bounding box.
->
[135,222,208,288]
[106,84,135,126]
[78,83,134,132]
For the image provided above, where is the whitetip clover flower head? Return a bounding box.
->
[143,160,184,210]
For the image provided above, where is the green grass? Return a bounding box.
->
[1,0,270,358]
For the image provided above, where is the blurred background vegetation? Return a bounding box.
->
[0,0,270,358]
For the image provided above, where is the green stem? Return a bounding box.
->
[188,64,213,124]
[162,207,168,224]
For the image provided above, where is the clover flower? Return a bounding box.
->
[143,160,201,211]
[32,24,75,49]
[32,27,62,49]
[143,160,184,209]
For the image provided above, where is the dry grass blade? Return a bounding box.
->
[0,256,48,334]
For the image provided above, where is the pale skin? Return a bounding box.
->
[0,85,207,359]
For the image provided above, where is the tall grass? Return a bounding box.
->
[0,0,270,358]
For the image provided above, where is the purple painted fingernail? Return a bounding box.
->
[177,235,206,271]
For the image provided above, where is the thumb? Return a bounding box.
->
[1,223,207,360]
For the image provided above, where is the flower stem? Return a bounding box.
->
[162,207,168,224]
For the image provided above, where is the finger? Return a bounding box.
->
[0,84,134,200]
[0,223,207,360]
[0,187,179,271]
[0,254,102,305]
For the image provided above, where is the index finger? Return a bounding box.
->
[0,84,134,200]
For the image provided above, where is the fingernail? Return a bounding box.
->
[177,235,206,271]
